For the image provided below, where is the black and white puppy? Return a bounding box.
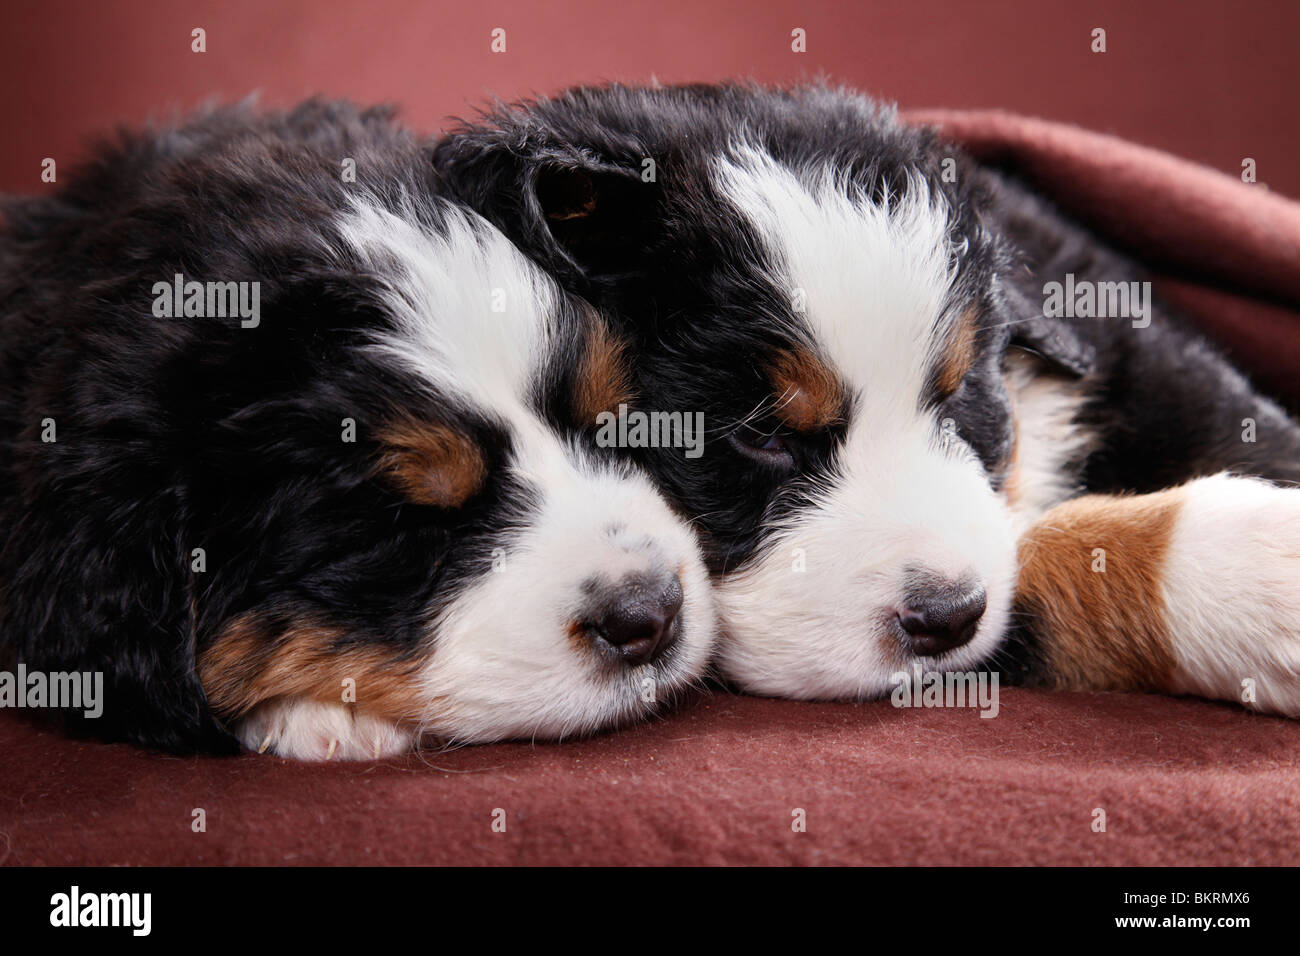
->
[0,101,715,759]
[434,83,1300,715]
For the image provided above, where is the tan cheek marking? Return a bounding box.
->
[565,619,597,661]
[1001,377,1022,509]
[1015,488,1182,693]
[574,320,634,424]
[936,307,978,397]
[377,420,485,508]
[198,614,427,722]
[768,347,846,431]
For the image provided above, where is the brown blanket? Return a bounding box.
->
[3,690,1298,866]
[907,109,1300,406]
[2,111,1298,867]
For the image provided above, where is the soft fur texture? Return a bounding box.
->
[0,101,716,758]
[5,84,1299,759]
[432,82,1300,713]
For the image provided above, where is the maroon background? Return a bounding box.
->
[3,0,1298,198]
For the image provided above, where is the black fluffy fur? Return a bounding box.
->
[431,82,1300,677]
[0,101,584,752]
[6,85,1298,750]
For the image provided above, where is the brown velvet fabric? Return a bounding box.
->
[3,690,1298,866]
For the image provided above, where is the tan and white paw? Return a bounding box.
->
[1161,474,1300,716]
[234,697,417,760]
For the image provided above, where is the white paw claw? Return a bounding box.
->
[235,699,417,761]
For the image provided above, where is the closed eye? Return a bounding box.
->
[726,420,797,470]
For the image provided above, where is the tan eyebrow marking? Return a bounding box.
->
[376,418,486,509]
[574,319,634,424]
[767,346,847,431]
[935,307,979,397]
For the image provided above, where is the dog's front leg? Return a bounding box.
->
[1012,473,1300,715]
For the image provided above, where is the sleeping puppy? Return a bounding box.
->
[0,101,715,759]
[433,82,1300,716]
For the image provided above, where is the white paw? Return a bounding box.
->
[234,697,417,760]
[1162,474,1300,716]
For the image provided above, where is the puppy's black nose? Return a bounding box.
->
[897,581,986,657]
[591,576,684,665]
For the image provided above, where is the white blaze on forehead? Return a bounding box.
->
[713,146,962,406]
[335,196,557,418]
[333,194,648,512]
[335,195,582,484]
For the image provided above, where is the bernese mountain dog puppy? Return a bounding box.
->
[433,83,1300,716]
[0,101,715,759]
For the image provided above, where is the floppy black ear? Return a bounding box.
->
[531,162,657,278]
[430,134,658,283]
[997,273,1096,377]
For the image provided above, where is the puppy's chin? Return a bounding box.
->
[427,651,708,747]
